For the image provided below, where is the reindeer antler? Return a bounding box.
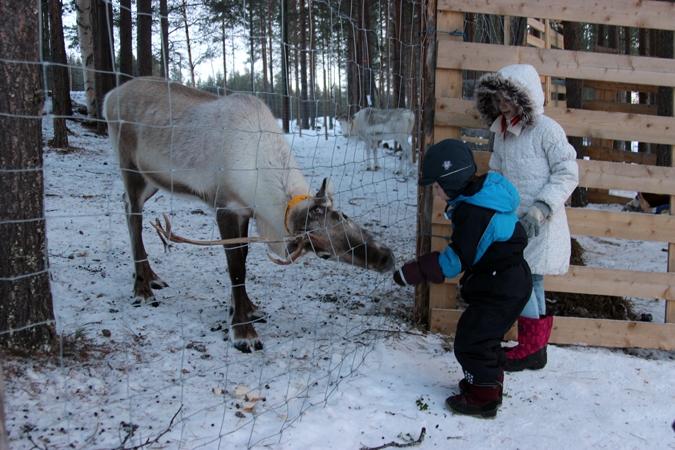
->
[150,213,329,265]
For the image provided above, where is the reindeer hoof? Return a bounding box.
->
[150,279,168,290]
[132,295,159,307]
[249,310,267,323]
[234,341,253,353]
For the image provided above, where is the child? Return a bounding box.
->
[393,139,532,418]
[474,64,579,371]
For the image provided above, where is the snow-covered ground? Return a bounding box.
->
[3,93,674,449]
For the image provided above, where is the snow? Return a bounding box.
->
[3,93,675,449]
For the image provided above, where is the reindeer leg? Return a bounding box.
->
[120,167,164,306]
[217,208,263,353]
[373,143,380,171]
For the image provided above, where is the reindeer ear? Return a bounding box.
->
[315,178,335,207]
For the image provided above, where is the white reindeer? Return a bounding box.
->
[104,77,395,353]
[338,108,415,175]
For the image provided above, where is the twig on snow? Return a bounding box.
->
[359,427,426,450]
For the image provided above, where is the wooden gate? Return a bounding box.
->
[424,0,675,350]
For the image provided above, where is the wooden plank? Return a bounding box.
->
[577,159,675,194]
[527,30,563,50]
[433,11,464,143]
[437,41,675,87]
[429,283,456,311]
[430,309,675,350]
[583,146,657,165]
[545,265,675,301]
[583,99,658,116]
[436,265,675,301]
[567,208,675,242]
[444,151,675,192]
[434,97,675,146]
[437,0,675,31]
[460,135,489,145]
[584,80,660,95]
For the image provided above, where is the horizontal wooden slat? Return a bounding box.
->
[546,265,675,300]
[434,151,675,193]
[435,97,675,145]
[436,265,675,300]
[567,208,675,242]
[577,159,675,194]
[583,146,658,166]
[437,41,675,87]
[583,100,658,116]
[584,80,660,95]
[527,33,563,50]
[438,0,675,31]
[430,309,675,350]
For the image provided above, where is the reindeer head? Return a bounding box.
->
[285,178,395,273]
[336,116,352,137]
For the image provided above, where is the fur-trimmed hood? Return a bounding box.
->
[474,64,545,128]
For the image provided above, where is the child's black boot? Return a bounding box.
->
[446,378,502,418]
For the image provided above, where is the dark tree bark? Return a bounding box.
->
[92,0,115,135]
[159,0,170,78]
[563,20,588,207]
[48,0,71,148]
[0,0,57,350]
[280,0,291,132]
[392,0,406,108]
[248,0,255,92]
[137,0,153,77]
[656,25,674,167]
[119,0,133,83]
[299,0,309,129]
[509,17,528,46]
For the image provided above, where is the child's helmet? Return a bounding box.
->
[418,139,477,200]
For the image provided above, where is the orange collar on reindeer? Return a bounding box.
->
[284,195,313,234]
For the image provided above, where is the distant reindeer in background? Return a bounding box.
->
[104,77,395,353]
[338,108,415,175]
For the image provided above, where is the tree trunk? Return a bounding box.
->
[137,0,153,76]
[76,0,96,121]
[119,0,133,83]
[656,26,674,167]
[281,0,290,132]
[308,1,316,129]
[260,10,270,104]
[563,20,588,207]
[221,19,228,94]
[48,0,70,148]
[392,0,405,108]
[159,0,170,78]
[180,0,195,87]
[266,0,275,112]
[92,0,115,135]
[300,0,309,129]
[0,0,57,350]
[248,0,255,92]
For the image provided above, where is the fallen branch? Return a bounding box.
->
[360,427,426,450]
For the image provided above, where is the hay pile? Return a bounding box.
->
[545,238,649,321]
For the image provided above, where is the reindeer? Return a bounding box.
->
[104,77,395,353]
[338,108,415,176]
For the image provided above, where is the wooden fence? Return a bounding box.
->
[424,0,675,350]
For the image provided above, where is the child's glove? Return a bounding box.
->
[520,202,550,238]
[393,251,445,286]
